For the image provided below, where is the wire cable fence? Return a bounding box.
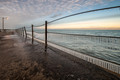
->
[15,6,120,75]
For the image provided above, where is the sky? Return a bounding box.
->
[0,0,120,29]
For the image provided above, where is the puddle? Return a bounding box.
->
[3,35,18,39]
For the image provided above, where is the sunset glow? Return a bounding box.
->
[46,18,120,30]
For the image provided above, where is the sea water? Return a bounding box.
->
[27,29,120,64]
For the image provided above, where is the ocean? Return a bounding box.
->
[27,30,120,64]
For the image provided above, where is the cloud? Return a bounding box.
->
[0,0,11,2]
[0,0,115,28]
[51,13,63,18]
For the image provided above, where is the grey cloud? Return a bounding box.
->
[0,0,11,2]
[51,13,62,18]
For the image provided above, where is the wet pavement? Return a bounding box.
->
[0,33,120,80]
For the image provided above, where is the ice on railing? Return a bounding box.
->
[30,32,120,65]
[27,32,32,35]
[27,31,120,74]
[46,40,120,74]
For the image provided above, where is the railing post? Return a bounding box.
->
[24,26,27,39]
[20,28,22,36]
[22,27,24,37]
[32,24,34,44]
[45,21,47,52]
[19,28,20,35]
[2,18,4,32]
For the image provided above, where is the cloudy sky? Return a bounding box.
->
[0,0,120,29]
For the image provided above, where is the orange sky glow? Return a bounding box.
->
[36,18,120,30]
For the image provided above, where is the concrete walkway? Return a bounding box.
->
[0,33,120,80]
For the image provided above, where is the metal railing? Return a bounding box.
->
[15,6,120,75]
[25,33,120,74]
